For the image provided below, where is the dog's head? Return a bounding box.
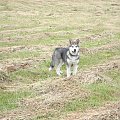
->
[69,39,80,55]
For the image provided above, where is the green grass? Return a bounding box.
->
[0,90,31,112]
[63,69,120,112]
[32,70,120,119]
[64,82,120,112]
[0,31,120,48]
[81,32,120,48]
[9,48,120,83]
[115,33,120,39]
[81,38,115,48]
[105,69,120,84]
[9,69,40,83]
[79,48,120,68]
[32,113,55,120]
[0,34,72,48]
[0,50,42,60]
[9,60,56,83]
[0,41,17,48]
[0,0,120,119]
[0,1,11,11]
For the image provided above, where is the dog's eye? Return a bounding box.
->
[71,46,74,48]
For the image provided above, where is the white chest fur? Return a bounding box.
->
[67,51,79,65]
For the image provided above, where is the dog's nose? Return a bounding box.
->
[74,49,76,52]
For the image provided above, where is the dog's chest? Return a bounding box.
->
[66,52,79,64]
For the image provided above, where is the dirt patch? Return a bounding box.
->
[0,45,48,53]
[0,108,35,120]
[0,46,26,53]
[0,55,48,73]
[0,71,12,90]
[1,34,119,54]
[62,101,120,120]
[81,41,120,54]
[32,78,90,106]
[0,79,90,120]
[0,41,119,73]
[82,31,114,42]
[1,57,120,119]
[75,58,120,84]
[0,71,11,83]
[0,61,31,73]
[0,0,120,119]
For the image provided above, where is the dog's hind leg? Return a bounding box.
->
[56,59,63,76]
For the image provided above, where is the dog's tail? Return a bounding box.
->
[49,55,55,71]
[49,62,54,71]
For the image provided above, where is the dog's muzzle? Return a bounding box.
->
[73,49,76,53]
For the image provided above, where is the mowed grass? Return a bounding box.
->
[8,47,120,83]
[0,90,32,112]
[105,69,120,85]
[0,34,74,47]
[0,50,42,60]
[64,83,119,112]
[32,69,120,119]
[64,69,120,112]
[0,32,120,48]
[0,0,120,119]
[64,83,120,113]
[9,60,56,83]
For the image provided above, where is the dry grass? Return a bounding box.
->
[0,0,120,119]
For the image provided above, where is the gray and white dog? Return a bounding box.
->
[49,39,80,77]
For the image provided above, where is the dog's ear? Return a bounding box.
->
[76,39,80,45]
[69,39,72,45]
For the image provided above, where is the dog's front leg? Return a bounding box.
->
[73,64,78,76]
[67,65,71,77]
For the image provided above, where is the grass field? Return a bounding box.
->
[0,0,120,119]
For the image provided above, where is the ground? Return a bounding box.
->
[0,0,120,120]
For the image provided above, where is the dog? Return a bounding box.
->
[49,39,80,77]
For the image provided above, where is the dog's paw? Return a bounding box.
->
[60,71,63,74]
[57,73,61,76]
[49,67,52,71]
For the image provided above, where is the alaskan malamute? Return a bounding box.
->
[49,39,80,77]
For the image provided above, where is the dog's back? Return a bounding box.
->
[49,47,68,70]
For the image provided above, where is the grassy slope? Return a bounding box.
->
[0,0,120,119]
[0,90,32,111]
[64,70,120,112]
